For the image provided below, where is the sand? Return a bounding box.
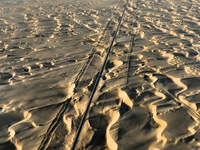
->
[1,0,200,149]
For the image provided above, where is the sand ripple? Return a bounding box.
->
[1,0,200,149]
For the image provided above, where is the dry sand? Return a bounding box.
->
[1,0,200,149]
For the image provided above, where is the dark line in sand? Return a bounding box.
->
[74,18,114,86]
[70,3,128,150]
[37,99,71,150]
[126,33,135,86]
[74,0,125,86]
[161,87,200,118]
[37,1,123,150]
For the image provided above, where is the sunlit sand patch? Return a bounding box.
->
[104,109,120,150]
[148,105,167,149]
[184,65,200,77]
[118,88,133,108]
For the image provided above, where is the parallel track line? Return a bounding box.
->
[70,2,128,150]
[37,1,123,149]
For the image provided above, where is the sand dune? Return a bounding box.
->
[1,0,200,149]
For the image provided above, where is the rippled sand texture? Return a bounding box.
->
[1,0,200,149]
[0,0,121,149]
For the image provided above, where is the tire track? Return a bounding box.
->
[147,75,200,148]
[70,2,128,150]
[125,33,136,86]
[74,18,114,86]
[84,0,200,148]
[37,1,124,150]
[161,86,200,118]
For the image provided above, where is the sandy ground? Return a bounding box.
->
[1,0,200,149]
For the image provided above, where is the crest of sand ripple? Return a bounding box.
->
[104,109,120,150]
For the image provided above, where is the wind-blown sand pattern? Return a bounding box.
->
[1,0,200,149]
